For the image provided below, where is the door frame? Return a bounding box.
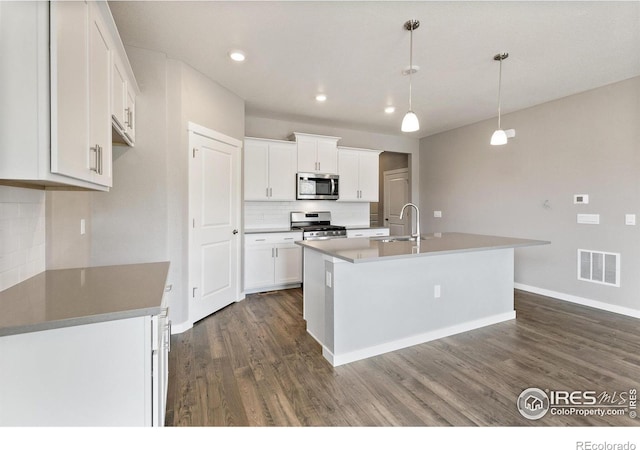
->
[383,168,410,236]
[187,122,244,327]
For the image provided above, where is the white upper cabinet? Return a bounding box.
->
[50,0,92,184]
[337,147,381,202]
[51,0,112,187]
[0,0,138,191]
[293,132,340,174]
[124,85,136,143]
[111,56,127,132]
[244,138,297,201]
[88,6,112,186]
[112,52,137,146]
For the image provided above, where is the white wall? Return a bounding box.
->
[419,76,640,313]
[0,186,45,291]
[88,46,245,330]
[167,57,245,329]
[90,46,169,270]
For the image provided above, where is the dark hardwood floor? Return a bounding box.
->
[164,288,640,426]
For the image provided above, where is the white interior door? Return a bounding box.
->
[188,124,241,324]
[384,168,409,236]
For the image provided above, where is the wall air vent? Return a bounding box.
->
[577,249,620,287]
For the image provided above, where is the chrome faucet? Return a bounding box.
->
[399,203,421,241]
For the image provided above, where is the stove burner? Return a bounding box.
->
[290,211,347,240]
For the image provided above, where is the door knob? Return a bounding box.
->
[232,229,239,234]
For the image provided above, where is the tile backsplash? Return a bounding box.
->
[245,201,370,230]
[0,186,46,291]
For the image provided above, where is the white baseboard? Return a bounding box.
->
[170,321,192,334]
[323,311,516,367]
[514,283,640,319]
[244,283,301,295]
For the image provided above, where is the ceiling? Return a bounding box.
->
[109,1,640,139]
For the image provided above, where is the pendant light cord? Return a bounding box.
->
[497,56,503,129]
[408,26,413,111]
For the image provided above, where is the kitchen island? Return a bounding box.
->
[297,232,549,366]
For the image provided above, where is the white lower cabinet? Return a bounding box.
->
[244,232,302,293]
[346,228,390,238]
[0,310,169,426]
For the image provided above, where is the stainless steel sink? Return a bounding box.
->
[370,235,418,243]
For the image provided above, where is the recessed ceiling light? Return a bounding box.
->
[228,50,246,62]
[316,94,327,102]
[385,106,396,114]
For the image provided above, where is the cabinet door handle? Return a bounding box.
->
[269,187,272,197]
[98,145,103,175]
[90,146,98,172]
[275,248,279,257]
[124,107,130,127]
[271,248,274,258]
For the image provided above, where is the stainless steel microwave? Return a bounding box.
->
[297,173,339,200]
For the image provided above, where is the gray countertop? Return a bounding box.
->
[0,262,170,337]
[296,232,550,263]
[244,228,295,234]
[344,225,389,230]
[245,226,387,234]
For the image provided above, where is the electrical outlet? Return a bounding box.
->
[625,214,636,225]
[434,284,441,298]
[434,211,442,218]
[80,219,86,235]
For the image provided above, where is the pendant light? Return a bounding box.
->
[401,20,420,133]
[490,52,509,145]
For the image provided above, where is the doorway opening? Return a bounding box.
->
[371,151,410,235]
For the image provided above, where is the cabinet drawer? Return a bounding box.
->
[346,228,390,238]
[245,232,302,246]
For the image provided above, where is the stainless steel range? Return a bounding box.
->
[290,211,347,240]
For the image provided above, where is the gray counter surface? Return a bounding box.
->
[0,262,170,337]
[296,232,549,263]
[244,228,294,234]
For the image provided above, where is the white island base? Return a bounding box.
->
[303,245,517,367]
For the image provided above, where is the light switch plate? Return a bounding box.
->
[434,211,442,218]
[574,194,589,204]
[625,214,636,225]
[577,214,600,225]
[80,219,86,235]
